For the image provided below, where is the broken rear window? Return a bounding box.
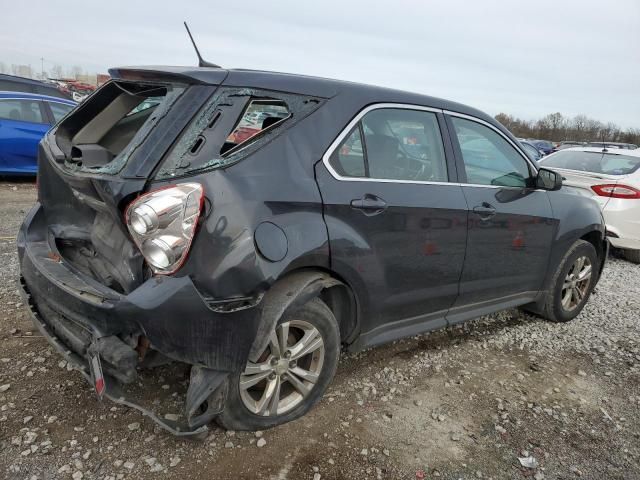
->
[156,87,323,179]
[54,81,185,174]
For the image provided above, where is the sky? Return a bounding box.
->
[1,0,639,128]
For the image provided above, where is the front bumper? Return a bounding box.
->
[18,203,262,435]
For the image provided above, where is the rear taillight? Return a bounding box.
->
[591,184,640,199]
[125,183,204,275]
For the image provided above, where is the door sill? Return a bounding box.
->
[445,291,539,326]
[348,310,447,352]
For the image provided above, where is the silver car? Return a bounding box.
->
[541,147,640,263]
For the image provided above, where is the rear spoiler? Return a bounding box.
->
[108,66,228,86]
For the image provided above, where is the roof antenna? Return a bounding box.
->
[184,21,221,68]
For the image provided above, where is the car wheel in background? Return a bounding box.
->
[622,249,640,264]
[217,298,340,431]
[541,240,599,323]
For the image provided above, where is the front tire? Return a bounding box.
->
[217,297,340,431]
[541,240,598,323]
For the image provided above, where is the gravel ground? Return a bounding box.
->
[0,181,639,480]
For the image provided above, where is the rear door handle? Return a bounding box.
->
[350,195,387,215]
[472,203,496,219]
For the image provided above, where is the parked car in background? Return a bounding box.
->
[18,66,607,435]
[557,141,586,150]
[529,139,555,155]
[540,147,640,263]
[586,141,638,150]
[519,139,544,161]
[0,92,76,175]
[0,74,71,101]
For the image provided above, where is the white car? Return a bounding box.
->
[540,147,640,263]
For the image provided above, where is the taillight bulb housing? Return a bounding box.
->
[126,183,204,275]
[591,184,640,199]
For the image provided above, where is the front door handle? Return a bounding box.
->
[350,195,387,215]
[472,202,496,219]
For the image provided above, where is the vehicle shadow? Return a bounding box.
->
[344,307,534,367]
[0,176,37,185]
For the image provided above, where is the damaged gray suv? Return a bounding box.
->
[18,66,608,435]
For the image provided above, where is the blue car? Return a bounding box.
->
[529,139,555,156]
[0,91,76,175]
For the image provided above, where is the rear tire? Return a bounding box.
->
[540,240,598,323]
[622,248,640,264]
[217,298,340,431]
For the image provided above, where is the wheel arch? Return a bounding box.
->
[247,268,359,363]
[580,229,608,284]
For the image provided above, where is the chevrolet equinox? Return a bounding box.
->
[18,66,608,435]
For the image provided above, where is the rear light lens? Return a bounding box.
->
[591,184,640,199]
[126,183,204,275]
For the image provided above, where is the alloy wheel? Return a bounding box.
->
[561,255,592,312]
[239,320,325,416]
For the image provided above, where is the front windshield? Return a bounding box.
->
[542,150,640,175]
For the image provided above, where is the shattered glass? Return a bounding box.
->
[156,87,324,179]
[63,86,186,175]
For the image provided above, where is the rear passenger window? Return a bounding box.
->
[221,99,291,156]
[0,99,45,123]
[329,126,366,177]
[451,117,531,188]
[330,108,448,182]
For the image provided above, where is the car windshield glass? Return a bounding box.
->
[542,150,640,175]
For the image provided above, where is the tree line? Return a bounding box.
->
[495,112,640,145]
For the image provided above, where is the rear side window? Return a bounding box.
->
[156,88,324,179]
[330,126,366,177]
[451,117,531,187]
[222,99,291,155]
[329,108,448,182]
[0,99,45,123]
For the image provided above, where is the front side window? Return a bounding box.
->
[49,102,74,123]
[0,99,45,123]
[451,117,531,187]
[521,142,540,161]
[330,108,448,182]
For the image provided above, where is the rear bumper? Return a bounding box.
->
[603,198,640,251]
[18,204,261,373]
[19,277,209,437]
[18,203,263,435]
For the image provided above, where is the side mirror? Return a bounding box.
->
[536,167,562,191]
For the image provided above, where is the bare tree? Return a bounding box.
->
[494,112,640,146]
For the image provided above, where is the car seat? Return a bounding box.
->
[365,134,400,179]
